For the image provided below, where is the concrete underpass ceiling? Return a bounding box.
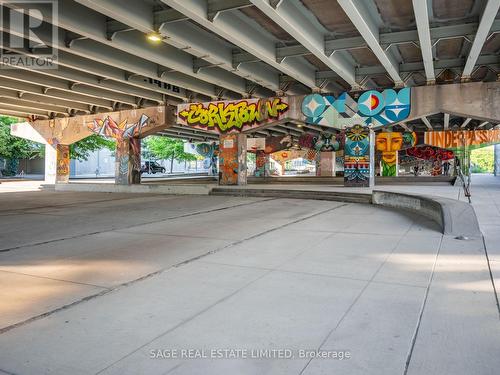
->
[0,0,499,129]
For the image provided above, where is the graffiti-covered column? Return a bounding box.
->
[219,133,247,185]
[494,144,500,176]
[115,138,141,185]
[45,143,70,184]
[317,152,335,176]
[255,150,269,177]
[344,125,374,187]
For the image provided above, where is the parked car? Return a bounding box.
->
[141,161,166,174]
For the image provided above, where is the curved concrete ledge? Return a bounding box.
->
[372,190,482,237]
[210,187,372,204]
[54,182,213,195]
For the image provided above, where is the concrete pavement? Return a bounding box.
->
[0,182,499,374]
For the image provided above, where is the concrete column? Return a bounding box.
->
[45,143,70,184]
[494,144,500,176]
[115,137,141,185]
[344,125,374,187]
[219,133,247,185]
[380,151,399,176]
[254,150,269,177]
[316,151,335,177]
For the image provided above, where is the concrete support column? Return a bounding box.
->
[254,150,269,177]
[45,143,70,184]
[380,151,399,176]
[316,151,335,177]
[344,125,374,187]
[494,144,500,176]
[219,133,247,185]
[115,138,141,185]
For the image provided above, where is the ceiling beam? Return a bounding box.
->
[2,1,245,99]
[462,0,500,79]
[0,69,135,107]
[421,116,433,130]
[337,0,403,86]
[249,0,356,87]
[74,0,276,95]
[444,113,450,130]
[162,0,318,90]
[0,76,113,110]
[412,0,435,83]
[461,118,472,128]
[477,121,489,128]
[236,21,500,63]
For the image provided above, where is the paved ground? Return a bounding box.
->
[0,181,499,375]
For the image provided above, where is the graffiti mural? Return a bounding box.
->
[115,137,141,185]
[405,146,454,176]
[423,129,500,150]
[255,150,268,177]
[177,98,289,133]
[88,114,150,141]
[344,125,372,187]
[298,132,343,152]
[56,144,70,183]
[375,131,417,176]
[301,88,410,129]
[219,134,245,185]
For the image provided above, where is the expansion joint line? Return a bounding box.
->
[482,235,500,320]
[402,234,444,375]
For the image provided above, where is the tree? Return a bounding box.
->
[470,145,494,173]
[143,136,196,173]
[70,135,115,161]
[0,116,42,175]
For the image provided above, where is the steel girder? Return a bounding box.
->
[163,0,319,90]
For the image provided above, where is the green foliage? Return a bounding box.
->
[0,116,42,175]
[70,135,115,161]
[0,116,42,160]
[470,145,494,173]
[143,136,197,162]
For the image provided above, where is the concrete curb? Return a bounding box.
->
[372,190,482,237]
[54,182,213,195]
[210,187,372,204]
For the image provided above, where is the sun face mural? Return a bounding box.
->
[301,88,411,129]
[344,124,372,187]
[376,131,417,176]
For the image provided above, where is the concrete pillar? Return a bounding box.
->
[380,151,399,176]
[344,125,374,187]
[254,150,269,177]
[115,137,141,185]
[219,133,247,185]
[495,144,500,176]
[45,143,70,184]
[317,151,335,176]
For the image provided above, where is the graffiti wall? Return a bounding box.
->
[375,131,417,176]
[255,150,268,177]
[177,98,289,133]
[424,129,500,150]
[344,125,373,187]
[219,134,247,185]
[56,144,70,183]
[184,142,219,175]
[299,132,342,152]
[115,137,141,185]
[301,88,411,129]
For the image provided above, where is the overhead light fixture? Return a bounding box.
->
[146,32,163,43]
[297,124,303,128]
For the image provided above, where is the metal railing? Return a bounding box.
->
[457,167,472,203]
